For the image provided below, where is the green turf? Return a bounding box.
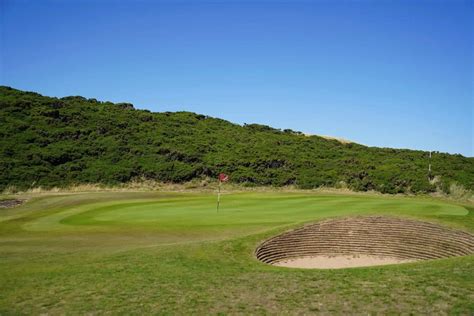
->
[0,191,473,314]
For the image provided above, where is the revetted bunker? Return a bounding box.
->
[255,216,474,269]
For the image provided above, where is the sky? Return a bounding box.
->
[1,0,473,156]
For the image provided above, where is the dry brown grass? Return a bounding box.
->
[2,178,473,207]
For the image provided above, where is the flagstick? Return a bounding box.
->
[217,180,221,212]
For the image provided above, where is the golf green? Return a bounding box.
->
[1,191,473,314]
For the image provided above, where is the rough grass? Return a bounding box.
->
[0,191,473,314]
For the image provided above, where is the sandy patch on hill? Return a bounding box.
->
[274,255,416,269]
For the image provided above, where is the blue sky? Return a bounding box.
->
[1,0,472,156]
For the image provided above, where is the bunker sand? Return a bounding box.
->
[274,254,416,269]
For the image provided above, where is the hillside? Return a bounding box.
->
[0,86,473,194]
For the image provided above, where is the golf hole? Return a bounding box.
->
[255,216,474,269]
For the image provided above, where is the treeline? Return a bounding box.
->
[1,86,473,194]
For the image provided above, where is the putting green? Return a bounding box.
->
[0,191,473,314]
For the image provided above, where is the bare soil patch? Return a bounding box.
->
[0,199,24,208]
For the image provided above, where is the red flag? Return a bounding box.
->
[218,173,229,182]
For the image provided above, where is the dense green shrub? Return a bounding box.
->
[1,86,473,193]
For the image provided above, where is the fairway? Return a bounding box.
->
[1,191,473,314]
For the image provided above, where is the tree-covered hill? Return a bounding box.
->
[1,86,473,194]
